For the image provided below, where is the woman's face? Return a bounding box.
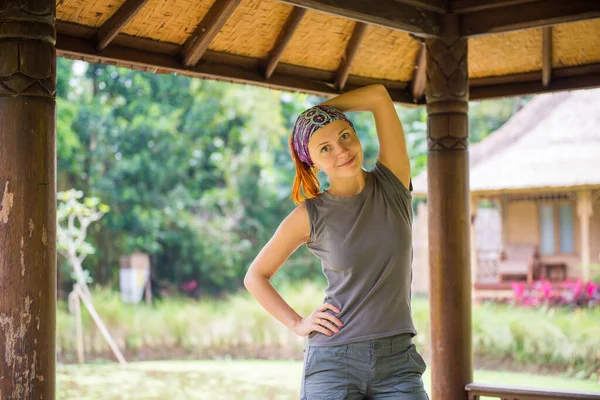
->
[307,120,363,179]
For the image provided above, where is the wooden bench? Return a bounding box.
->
[466,382,600,400]
[497,244,541,284]
[540,262,568,281]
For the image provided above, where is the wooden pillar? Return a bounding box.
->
[499,195,509,248]
[425,14,472,400]
[577,190,593,281]
[0,1,57,398]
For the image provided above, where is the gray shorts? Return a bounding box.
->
[301,333,429,400]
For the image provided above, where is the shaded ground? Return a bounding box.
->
[57,360,600,400]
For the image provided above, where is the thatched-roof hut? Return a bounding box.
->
[413,89,600,291]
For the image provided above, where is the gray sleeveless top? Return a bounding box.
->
[304,160,416,346]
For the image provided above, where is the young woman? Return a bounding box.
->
[244,84,428,399]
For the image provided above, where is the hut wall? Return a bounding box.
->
[504,197,600,279]
[414,194,597,287]
[507,201,539,245]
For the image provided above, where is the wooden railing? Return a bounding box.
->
[466,383,600,400]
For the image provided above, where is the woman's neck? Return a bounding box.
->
[326,169,367,197]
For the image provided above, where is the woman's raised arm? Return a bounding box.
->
[319,84,411,189]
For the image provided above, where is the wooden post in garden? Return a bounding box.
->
[0,0,57,398]
[69,289,85,364]
[425,14,473,400]
[73,284,128,366]
[499,195,509,250]
[576,190,593,282]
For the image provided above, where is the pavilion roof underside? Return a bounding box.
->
[55,0,600,104]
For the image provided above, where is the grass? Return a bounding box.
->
[56,360,600,400]
[57,283,600,378]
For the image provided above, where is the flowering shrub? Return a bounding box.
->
[511,279,599,308]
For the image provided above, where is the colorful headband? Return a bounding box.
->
[291,104,355,167]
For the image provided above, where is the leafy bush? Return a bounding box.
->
[511,279,599,308]
[57,283,600,379]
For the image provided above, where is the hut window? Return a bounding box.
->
[539,203,575,255]
[559,204,574,253]
[539,205,555,254]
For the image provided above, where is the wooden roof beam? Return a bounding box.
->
[461,0,600,37]
[264,6,306,80]
[56,32,417,105]
[95,0,150,51]
[335,21,367,91]
[542,26,552,88]
[279,0,442,37]
[470,63,600,100]
[179,0,241,67]
[451,0,538,13]
[55,21,600,103]
[410,41,427,102]
[393,0,447,14]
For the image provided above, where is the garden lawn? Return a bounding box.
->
[57,360,600,400]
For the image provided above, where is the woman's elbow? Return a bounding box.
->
[369,83,388,97]
[243,271,254,290]
[243,269,267,291]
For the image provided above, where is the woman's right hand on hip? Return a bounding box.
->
[292,303,344,337]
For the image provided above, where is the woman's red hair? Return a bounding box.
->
[288,134,320,204]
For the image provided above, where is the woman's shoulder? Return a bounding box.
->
[278,202,311,244]
[370,160,413,196]
[288,201,310,221]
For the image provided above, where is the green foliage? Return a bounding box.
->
[587,264,600,283]
[56,58,529,294]
[469,97,533,143]
[472,301,600,378]
[56,285,600,378]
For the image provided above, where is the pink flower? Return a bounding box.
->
[541,280,553,300]
[572,278,584,298]
[512,282,525,299]
[585,282,597,298]
[180,280,198,293]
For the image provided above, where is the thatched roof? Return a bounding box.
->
[412,88,600,196]
[54,0,600,105]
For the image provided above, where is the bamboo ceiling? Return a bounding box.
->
[55,0,600,105]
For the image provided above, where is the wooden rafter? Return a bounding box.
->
[264,6,306,80]
[55,22,600,103]
[335,21,367,91]
[179,0,241,67]
[95,0,149,51]
[470,63,600,100]
[410,42,427,101]
[55,30,416,105]
[542,26,552,88]
[279,0,442,37]
[461,0,600,37]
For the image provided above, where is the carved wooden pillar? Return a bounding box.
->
[499,194,509,249]
[425,14,473,400]
[0,1,57,398]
